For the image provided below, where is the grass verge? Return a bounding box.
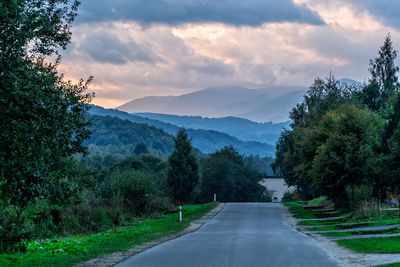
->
[322,227,400,237]
[0,202,219,267]
[336,236,400,253]
[307,218,399,231]
[284,201,317,219]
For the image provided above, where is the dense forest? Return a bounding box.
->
[273,34,400,210]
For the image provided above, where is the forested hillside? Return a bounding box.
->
[85,115,175,157]
[133,113,290,144]
[88,106,275,157]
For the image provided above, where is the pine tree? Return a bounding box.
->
[167,128,199,204]
[363,33,399,112]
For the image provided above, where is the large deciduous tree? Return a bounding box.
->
[0,0,93,205]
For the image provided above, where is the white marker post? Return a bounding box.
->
[179,206,182,222]
[213,194,216,202]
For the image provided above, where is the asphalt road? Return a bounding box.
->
[116,203,339,267]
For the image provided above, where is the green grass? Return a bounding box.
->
[322,227,400,237]
[308,196,328,206]
[307,218,399,231]
[297,217,349,226]
[0,202,219,267]
[337,236,400,253]
[375,263,400,267]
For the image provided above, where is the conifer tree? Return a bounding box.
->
[167,128,199,204]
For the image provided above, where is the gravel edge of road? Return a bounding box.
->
[75,203,225,267]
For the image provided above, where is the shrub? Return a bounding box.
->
[282,190,297,202]
[345,185,373,211]
[100,170,153,214]
[353,201,380,219]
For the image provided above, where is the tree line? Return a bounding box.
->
[273,34,400,209]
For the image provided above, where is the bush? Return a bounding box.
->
[281,190,297,202]
[353,201,380,219]
[0,199,61,253]
[100,170,153,214]
[345,185,373,211]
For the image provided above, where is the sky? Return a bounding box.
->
[59,0,400,108]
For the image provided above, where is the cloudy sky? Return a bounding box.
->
[59,0,400,108]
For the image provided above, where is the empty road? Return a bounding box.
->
[116,203,338,267]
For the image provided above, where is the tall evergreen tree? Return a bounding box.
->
[167,128,199,204]
[362,33,399,113]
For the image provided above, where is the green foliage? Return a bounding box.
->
[134,143,149,155]
[362,33,399,113]
[167,128,200,204]
[86,115,175,157]
[281,190,297,202]
[100,170,153,214]
[273,35,400,208]
[310,105,383,207]
[200,146,268,202]
[0,0,93,206]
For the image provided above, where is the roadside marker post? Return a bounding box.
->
[179,206,182,222]
[214,194,216,202]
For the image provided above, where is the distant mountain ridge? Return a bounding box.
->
[133,113,290,145]
[117,80,360,122]
[88,105,276,157]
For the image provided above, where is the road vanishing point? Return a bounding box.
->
[116,203,338,267]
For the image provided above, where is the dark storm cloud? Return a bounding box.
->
[76,0,324,26]
[350,0,400,29]
[78,31,155,64]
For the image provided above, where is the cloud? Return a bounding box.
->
[76,0,324,27]
[348,0,400,29]
[75,30,154,64]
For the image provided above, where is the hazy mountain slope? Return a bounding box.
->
[117,80,359,122]
[117,86,301,122]
[233,90,305,122]
[134,113,290,144]
[88,106,275,157]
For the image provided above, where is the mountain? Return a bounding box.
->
[117,79,360,122]
[133,113,290,145]
[88,106,276,157]
[117,86,305,122]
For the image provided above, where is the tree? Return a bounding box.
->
[134,142,149,155]
[362,33,399,113]
[201,146,268,202]
[167,128,199,204]
[273,75,355,199]
[310,105,383,207]
[0,0,93,205]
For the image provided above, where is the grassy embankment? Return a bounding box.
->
[0,202,219,267]
[285,198,400,254]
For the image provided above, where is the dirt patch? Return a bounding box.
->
[75,203,225,267]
